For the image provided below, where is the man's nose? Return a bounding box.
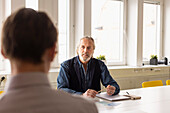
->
[84,47,88,52]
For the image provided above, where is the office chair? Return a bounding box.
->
[142,80,163,88]
[0,91,4,95]
[166,80,170,85]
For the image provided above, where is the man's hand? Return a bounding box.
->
[106,85,116,96]
[83,89,98,98]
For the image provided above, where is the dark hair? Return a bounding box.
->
[1,8,58,64]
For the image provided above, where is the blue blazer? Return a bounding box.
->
[57,56,120,95]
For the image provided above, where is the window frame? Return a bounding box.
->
[0,0,75,70]
[0,0,164,71]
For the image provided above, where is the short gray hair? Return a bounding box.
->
[76,36,95,55]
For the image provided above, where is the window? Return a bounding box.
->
[92,0,125,65]
[0,0,71,70]
[143,2,161,61]
[58,0,69,64]
[0,0,11,71]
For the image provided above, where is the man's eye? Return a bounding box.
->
[81,46,85,49]
[87,47,91,50]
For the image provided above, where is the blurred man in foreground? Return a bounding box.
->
[0,8,98,113]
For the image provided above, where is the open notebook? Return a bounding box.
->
[96,92,141,101]
[96,92,131,101]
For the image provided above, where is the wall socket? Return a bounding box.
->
[134,69,143,72]
[0,75,7,87]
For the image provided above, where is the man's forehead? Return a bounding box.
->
[80,39,93,45]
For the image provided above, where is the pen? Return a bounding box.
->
[98,88,106,93]
[126,91,129,95]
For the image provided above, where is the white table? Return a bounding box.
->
[96,86,170,113]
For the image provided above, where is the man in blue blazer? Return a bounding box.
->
[57,36,120,98]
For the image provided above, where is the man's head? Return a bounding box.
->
[1,8,57,64]
[77,36,95,64]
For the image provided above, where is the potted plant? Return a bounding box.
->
[96,55,106,64]
[150,55,158,65]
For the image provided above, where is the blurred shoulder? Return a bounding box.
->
[60,56,77,67]
[54,90,98,113]
[92,58,105,66]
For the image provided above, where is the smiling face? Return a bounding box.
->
[78,38,94,64]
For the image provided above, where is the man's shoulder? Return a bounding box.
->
[56,90,89,103]
[54,91,98,113]
[0,90,98,113]
[91,58,105,65]
[61,56,77,67]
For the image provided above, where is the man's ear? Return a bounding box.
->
[49,45,57,62]
[1,48,7,59]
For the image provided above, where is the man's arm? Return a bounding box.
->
[57,65,83,95]
[99,61,120,95]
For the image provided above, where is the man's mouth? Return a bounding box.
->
[82,54,89,57]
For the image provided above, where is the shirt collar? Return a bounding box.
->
[76,55,92,67]
[5,72,50,91]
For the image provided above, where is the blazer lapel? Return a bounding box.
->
[73,57,82,89]
[89,59,96,86]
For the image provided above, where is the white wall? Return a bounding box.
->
[48,66,170,90]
